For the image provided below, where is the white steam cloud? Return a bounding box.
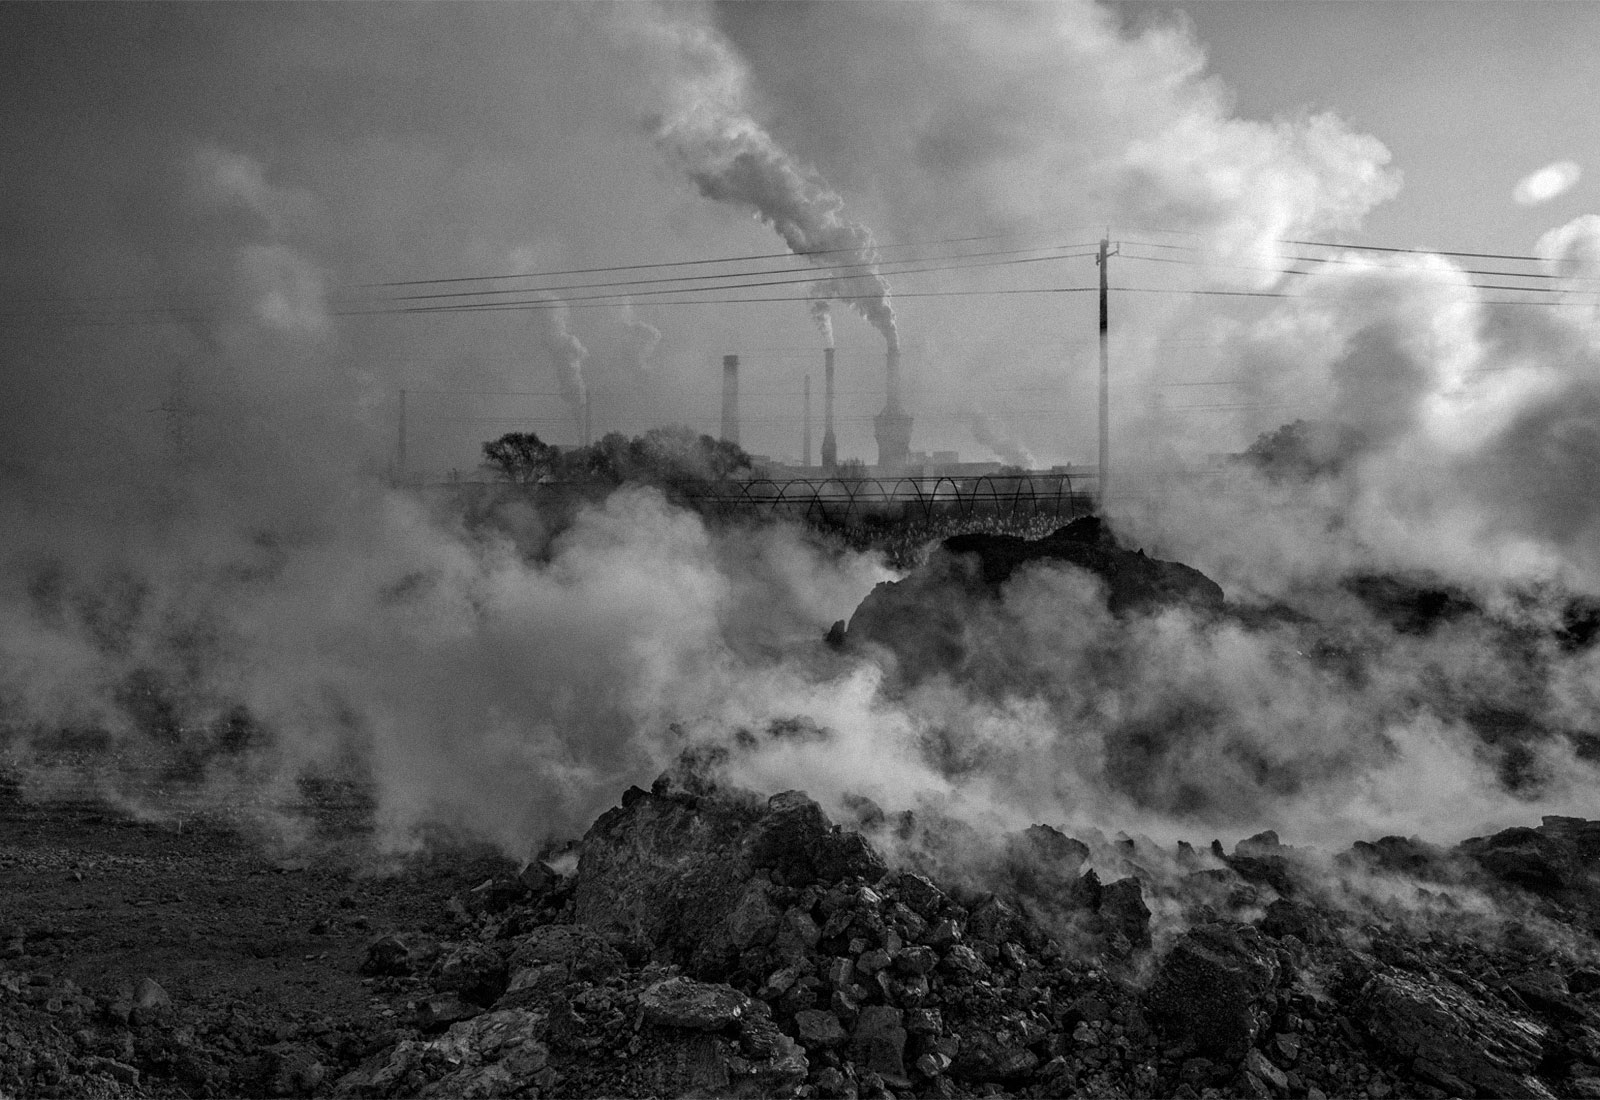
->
[1514,160,1582,206]
[4,3,1599,879]
[644,10,899,351]
[533,299,588,431]
[615,302,662,375]
[961,411,1036,469]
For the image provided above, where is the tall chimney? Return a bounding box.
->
[873,346,913,469]
[821,348,837,470]
[803,374,812,468]
[721,354,740,446]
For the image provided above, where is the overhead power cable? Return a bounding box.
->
[1111,286,1590,307]
[370,244,1100,305]
[360,228,1108,289]
[338,284,1101,319]
[1,248,1099,324]
[1118,247,1600,286]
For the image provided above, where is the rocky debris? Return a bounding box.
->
[334,789,1600,1099]
[842,517,1224,674]
[1358,967,1554,1099]
[24,760,1600,1100]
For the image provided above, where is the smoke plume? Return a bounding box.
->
[615,302,662,375]
[534,299,588,430]
[809,299,835,350]
[3,2,1598,882]
[645,10,899,351]
[961,411,1036,469]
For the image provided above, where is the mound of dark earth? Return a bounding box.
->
[318,770,1600,1100]
[838,517,1223,676]
[8,762,1600,1099]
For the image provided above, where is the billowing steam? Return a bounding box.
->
[1514,160,1582,206]
[615,302,662,375]
[1117,227,1600,599]
[810,299,835,350]
[647,12,898,350]
[533,298,587,430]
[5,3,1600,886]
[961,410,1036,469]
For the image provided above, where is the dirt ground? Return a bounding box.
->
[0,761,516,1098]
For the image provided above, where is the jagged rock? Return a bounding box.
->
[953,1019,1042,1082]
[852,1005,909,1082]
[794,1008,847,1049]
[361,933,434,978]
[1358,968,1554,1099]
[1462,825,1590,895]
[334,1009,551,1099]
[1259,898,1336,945]
[1146,922,1280,1061]
[890,872,949,919]
[639,977,752,1030]
[1245,1049,1289,1093]
[436,943,508,1006]
[573,784,883,977]
[499,924,624,1007]
[1098,876,1152,949]
[1000,824,1091,899]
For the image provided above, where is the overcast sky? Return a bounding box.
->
[3,1,1597,476]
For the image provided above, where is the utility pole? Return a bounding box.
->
[397,388,408,485]
[1095,234,1118,512]
[583,393,593,447]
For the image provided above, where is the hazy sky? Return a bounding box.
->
[2,1,1597,475]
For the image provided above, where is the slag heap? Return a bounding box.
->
[338,763,1600,1100]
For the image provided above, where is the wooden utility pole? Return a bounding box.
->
[1096,235,1117,512]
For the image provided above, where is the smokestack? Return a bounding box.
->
[803,374,812,468]
[874,346,913,469]
[821,348,837,470]
[721,354,740,446]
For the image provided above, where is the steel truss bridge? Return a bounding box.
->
[678,472,1096,524]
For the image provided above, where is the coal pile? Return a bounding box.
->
[325,773,1600,1100]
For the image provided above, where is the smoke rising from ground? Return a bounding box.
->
[1,2,1598,876]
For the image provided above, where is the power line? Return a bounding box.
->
[360,229,1107,289]
[1124,232,1573,268]
[1110,286,1588,307]
[368,243,1100,304]
[337,285,1101,319]
[352,254,1100,316]
[1119,247,1600,286]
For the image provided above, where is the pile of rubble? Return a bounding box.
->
[331,768,1600,1099]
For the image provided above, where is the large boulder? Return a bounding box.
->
[572,782,886,978]
[1358,968,1554,1099]
[1145,922,1280,1061]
